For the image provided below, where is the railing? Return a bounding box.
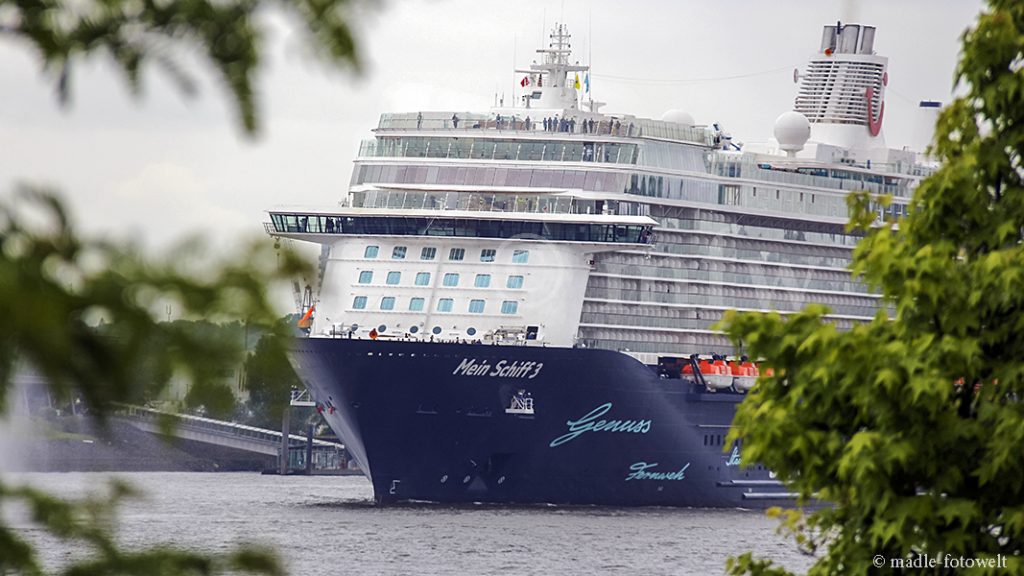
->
[375,112,714,146]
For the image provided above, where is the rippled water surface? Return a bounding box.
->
[6,472,813,575]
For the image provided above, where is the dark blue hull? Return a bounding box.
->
[288,339,793,507]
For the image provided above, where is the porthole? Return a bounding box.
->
[378,324,387,333]
[410,326,419,334]
[432,326,442,335]
[467,327,477,336]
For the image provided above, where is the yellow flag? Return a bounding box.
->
[574,73,581,89]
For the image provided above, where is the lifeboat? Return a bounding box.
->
[732,356,759,392]
[703,354,734,390]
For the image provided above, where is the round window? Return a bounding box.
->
[432,326,442,335]
[377,324,387,333]
[409,325,419,334]
[467,327,477,336]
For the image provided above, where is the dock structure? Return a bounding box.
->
[114,404,347,472]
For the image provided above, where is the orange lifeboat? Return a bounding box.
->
[704,354,734,390]
[733,356,758,392]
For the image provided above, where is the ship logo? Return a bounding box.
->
[548,402,652,447]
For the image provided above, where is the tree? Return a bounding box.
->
[0,0,366,572]
[242,324,303,430]
[723,1,1024,574]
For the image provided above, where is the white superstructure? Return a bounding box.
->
[267,21,936,363]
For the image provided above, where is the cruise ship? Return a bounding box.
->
[266,22,934,507]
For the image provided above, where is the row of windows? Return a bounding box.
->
[364,245,529,263]
[352,296,519,314]
[270,213,652,245]
[356,271,525,289]
[360,136,639,165]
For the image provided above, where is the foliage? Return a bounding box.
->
[722,1,1024,574]
[0,0,366,133]
[242,324,303,430]
[0,189,307,419]
[2,0,366,575]
[0,481,283,575]
[0,188,310,573]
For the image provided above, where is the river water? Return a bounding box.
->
[5,472,814,575]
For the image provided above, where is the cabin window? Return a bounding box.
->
[512,250,529,263]
[501,301,518,314]
[443,273,460,287]
[507,275,524,289]
[468,299,485,314]
[386,271,401,285]
[364,245,379,258]
[352,296,367,310]
[392,246,407,259]
[380,297,395,310]
[480,249,496,262]
[474,274,491,288]
[409,297,425,311]
[437,298,454,312]
[421,246,437,260]
[358,271,373,284]
[415,272,431,286]
[449,248,465,261]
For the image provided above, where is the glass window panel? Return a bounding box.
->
[415,272,431,286]
[409,297,425,312]
[507,275,524,289]
[468,299,485,314]
[420,246,436,260]
[386,271,401,285]
[358,271,373,284]
[364,245,379,258]
[392,246,407,259]
[353,296,367,309]
[512,250,529,263]
[500,301,518,314]
[480,249,496,262]
[437,298,454,312]
[380,297,395,310]
[443,273,460,287]
[475,274,491,288]
[449,248,465,261]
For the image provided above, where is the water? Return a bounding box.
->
[5,472,814,575]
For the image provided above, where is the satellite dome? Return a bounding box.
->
[661,109,695,127]
[774,111,811,154]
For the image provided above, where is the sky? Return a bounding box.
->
[0,0,985,309]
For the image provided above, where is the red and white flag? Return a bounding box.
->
[520,76,530,87]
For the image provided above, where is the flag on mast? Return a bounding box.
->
[584,72,590,93]
[520,76,530,87]
[574,73,581,90]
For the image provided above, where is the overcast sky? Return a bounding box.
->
[0,0,985,307]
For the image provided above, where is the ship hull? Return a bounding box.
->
[288,338,793,507]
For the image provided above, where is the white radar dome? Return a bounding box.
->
[661,109,695,127]
[774,111,811,154]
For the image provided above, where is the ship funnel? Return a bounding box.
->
[795,22,888,151]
